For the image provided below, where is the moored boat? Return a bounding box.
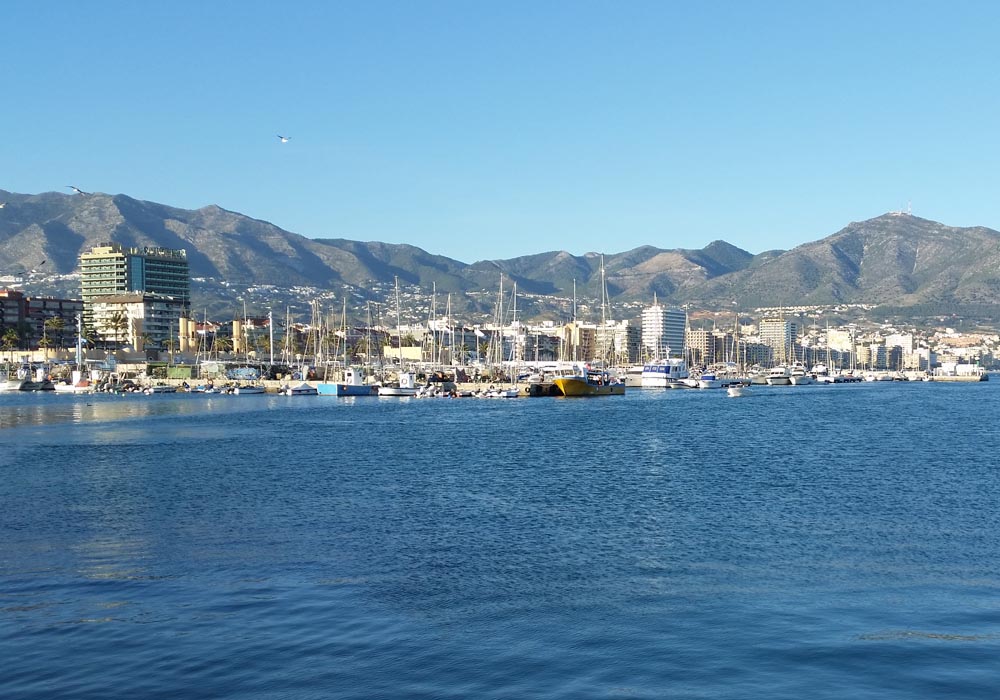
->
[146,384,177,394]
[53,370,93,394]
[377,371,418,397]
[766,366,792,386]
[789,362,813,385]
[233,383,267,395]
[640,358,689,388]
[317,367,376,396]
[283,382,318,396]
[552,365,625,397]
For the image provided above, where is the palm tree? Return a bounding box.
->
[108,310,129,350]
[213,335,233,355]
[2,328,18,363]
[44,317,66,348]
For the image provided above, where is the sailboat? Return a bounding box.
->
[318,299,376,396]
[54,315,92,393]
[482,274,519,398]
[378,277,417,397]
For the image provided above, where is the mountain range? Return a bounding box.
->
[2,189,1000,322]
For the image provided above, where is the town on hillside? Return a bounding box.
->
[1,243,996,391]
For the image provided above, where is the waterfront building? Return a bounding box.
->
[27,296,84,349]
[80,243,190,322]
[522,328,562,363]
[742,341,773,368]
[641,303,686,359]
[559,322,597,362]
[90,293,186,351]
[593,320,640,366]
[885,333,914,353]
[759,316,801,364]
[0,289,28,333]
[1,289,83,351]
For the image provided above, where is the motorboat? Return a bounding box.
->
[766,366,792,386]
[146,384,177,394]
[789,362,813,385]
[234,383,267,395]
[640,358,689,388]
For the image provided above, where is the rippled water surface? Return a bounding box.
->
[2,383,1000,699]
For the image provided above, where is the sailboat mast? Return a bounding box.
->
[429,282,436,370]
[600,255,608,365]
[572,279,578,362]
[394,277,403,368]
[342,298,349,369]
[75,313,83,368]
[268,309,274,366]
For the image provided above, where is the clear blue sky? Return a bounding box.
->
[4,1,1000,263]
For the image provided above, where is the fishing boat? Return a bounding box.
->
[377,371,417,397]
[317,299,377,396]
[19,365,55,391]
[552,365,625,397]
[318,367,376,396]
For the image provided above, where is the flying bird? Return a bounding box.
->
[66,185,88,195]
[277,134,290,143]
[0,202,6,208]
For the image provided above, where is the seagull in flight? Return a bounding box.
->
[0,202,5,208]
[277,134,290,143]
[66,185,89,195]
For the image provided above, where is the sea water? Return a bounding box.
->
[2,382,999,699]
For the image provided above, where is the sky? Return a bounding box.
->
[4,1,1000,263]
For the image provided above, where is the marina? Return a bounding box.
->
[2,380,999,699]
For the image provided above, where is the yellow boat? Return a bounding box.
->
[551,366,626,397]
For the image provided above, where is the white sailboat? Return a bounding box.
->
[54,315,93,393]
[378,277,417,397]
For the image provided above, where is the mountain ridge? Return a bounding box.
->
[3,190,1000,317]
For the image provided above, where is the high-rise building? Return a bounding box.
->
[80,243,190,308]
[759,317,800,364]
[79,243,189,342]
[641,304,686,359]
